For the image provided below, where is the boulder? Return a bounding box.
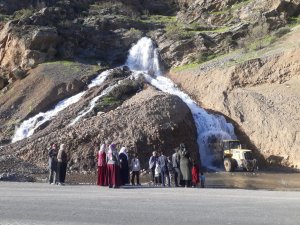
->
[3,87,199,172]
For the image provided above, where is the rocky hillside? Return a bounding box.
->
[169,24,300,169]
[0,0,300,179]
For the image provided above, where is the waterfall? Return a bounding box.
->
[126,37,236,168]
[11,36,236,169]
[126,37,161,76]
[11,70,110,143]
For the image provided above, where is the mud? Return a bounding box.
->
[32,171,300,191]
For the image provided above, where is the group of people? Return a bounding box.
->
[149,143,205,188]
[97,143,141,188]
[96,143,205,188]
[48,141,205,188]
[48,143,68,185]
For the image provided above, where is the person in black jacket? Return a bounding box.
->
[48,143,58,184]
[157,151,170,187]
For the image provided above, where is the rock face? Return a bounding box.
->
[169,29,300,168]
[2,87,198,172]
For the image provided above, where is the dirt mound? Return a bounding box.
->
[2,86,198,173]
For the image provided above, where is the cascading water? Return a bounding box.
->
[11,70,110,143]
[125,37,236,168]
[69,80,119,126]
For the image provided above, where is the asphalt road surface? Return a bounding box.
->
[1,182,300,225]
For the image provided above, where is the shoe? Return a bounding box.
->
[58,183,62,186]
[50,183,55,185]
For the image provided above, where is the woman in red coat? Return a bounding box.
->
[192,159,200,188]
[106,143,120,188]
[97,144,107,186]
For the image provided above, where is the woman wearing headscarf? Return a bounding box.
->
[97,144,107,186]
[106,144,120,188]
[57,143,68,185]
[178,143,192,187]
[119,147,129,186]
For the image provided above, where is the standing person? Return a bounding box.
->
[200,172,206,188]
[158,151,170,187]
[178,143,192,187]
[192,159,200,188]
[57,144,68,185]
[172,148,181,187]
[148,151,157,184]
[119,147,129,186]
[167,157,174,185]
[107,144,120,188]
[154,163,161,186]
[48,143,58,184]
[97,144,107,186]
[131,153,141,186]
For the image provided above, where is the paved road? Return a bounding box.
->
[0,182,300,225]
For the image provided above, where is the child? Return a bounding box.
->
[200,172,205,188]
[191,159,200,188]
[154,163,161,186]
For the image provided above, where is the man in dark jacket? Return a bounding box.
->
[158,151,170,187]
[48,143,58,184]
[172,148,181,187]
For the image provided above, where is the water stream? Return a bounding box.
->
[11,70,110,143]
[125,37,236,167]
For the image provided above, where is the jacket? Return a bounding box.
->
[172,152,180,168]
[158,155,168,170]
[149,156,157,169]
[48,148,58,170]
[131,158,141,172]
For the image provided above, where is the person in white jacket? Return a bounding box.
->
[131,153,141,185]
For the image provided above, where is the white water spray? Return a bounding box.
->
[126,37,236,168]
[126,37,161,76]
[12,70,110,143]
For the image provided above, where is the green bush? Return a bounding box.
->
[274,27,291,38]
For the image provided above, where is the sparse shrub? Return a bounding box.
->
[195,52,218,64]
[165,22,194,41]
[13,9,34,20]
[11,67,26,80]
[94,96,122,113]
[126,28,143,39]
[238,21,271,51]
[274,27,291,38]
[109,79,141,100]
